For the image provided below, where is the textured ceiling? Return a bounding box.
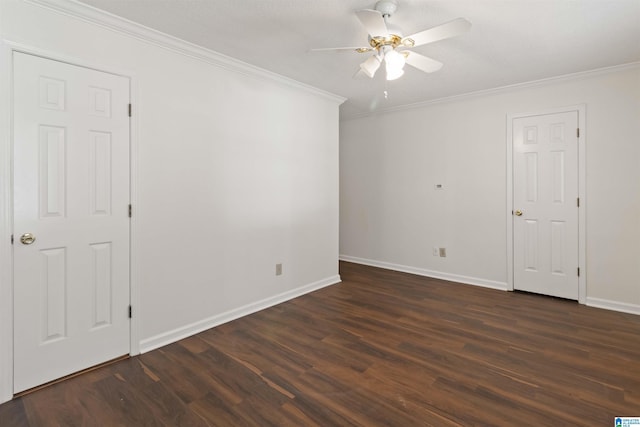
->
[78,0,640,118]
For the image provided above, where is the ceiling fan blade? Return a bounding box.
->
[355,9,388,37]
[402,51,443,73]
[309,46,373,54]
[403,18,471,47]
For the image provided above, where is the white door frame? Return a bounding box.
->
[0,41,141,404]
[506,105,586,303]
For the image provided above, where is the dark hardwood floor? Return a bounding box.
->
[2,261,640,426]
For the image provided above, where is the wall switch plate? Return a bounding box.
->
[439,248,447,257]
[275,263,282,276]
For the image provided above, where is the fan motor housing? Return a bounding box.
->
[375,0,398,17]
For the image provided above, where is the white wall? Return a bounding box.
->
[0,0,342,402]
[340,65,640,310]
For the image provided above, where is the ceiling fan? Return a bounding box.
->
[312,0,471,81]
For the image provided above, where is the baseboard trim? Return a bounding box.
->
[139,275,341,353]
[586,297,640,316]
[339,255,508,291]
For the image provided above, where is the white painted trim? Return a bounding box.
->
[128,70,141,357]
[0,38,14,405]
[577,106,587,304]
[339,255,508,291]
[139,275,342,353]
[506,116,514,293]
[24,0,345,105]
[586,298,640,316]
[0,42,140,403]
[506,105,587,304]
[342,62,640,121]
[4,40,137,82]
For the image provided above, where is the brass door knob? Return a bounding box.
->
[514,210,523,217]
[20,233,36,245]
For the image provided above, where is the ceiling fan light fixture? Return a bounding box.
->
[384,49,405,80]
[310,2,472,84]
[360,54,382,78]
[386,66,404,81]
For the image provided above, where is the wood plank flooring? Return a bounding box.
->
[2,261,640,426]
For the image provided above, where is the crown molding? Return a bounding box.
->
[342,61,640,121]
[23,0,346,105]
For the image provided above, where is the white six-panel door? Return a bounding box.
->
[13,52,130,393]
[513,111,579,300]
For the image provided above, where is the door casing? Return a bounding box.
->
[506,105,586,303]
[0,41,141,403]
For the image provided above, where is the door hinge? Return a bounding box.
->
[128,305,132,318]
[577,128,580,138]
[10,234,14,245]
[577,197,580,207]
[128,103,132,117]
[128,204,132,218]
[577,267,580,277]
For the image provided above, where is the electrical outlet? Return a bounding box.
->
[433,247,439,256]
[439,248,447,257]
[275,263,283,276]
